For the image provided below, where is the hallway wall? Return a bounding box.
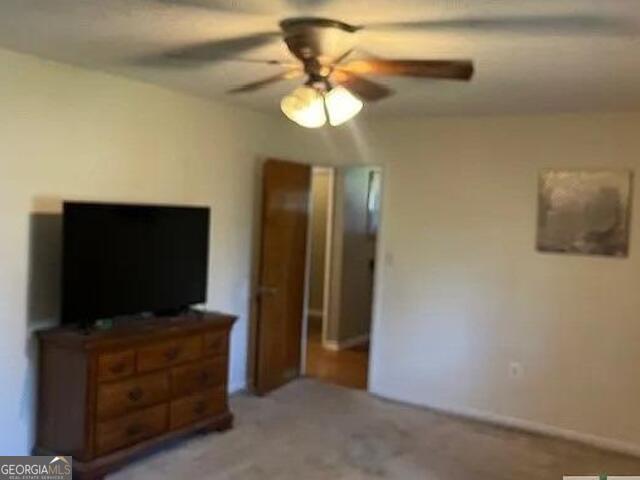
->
[326,166,378,347]
[308,169,331,318]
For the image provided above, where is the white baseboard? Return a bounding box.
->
[324,334,369,351]
[371,392,640,458]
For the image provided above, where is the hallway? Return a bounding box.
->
[305,320,369,390]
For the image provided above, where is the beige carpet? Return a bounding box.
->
[110,379,640,479]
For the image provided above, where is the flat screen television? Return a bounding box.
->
[62,201,210,325]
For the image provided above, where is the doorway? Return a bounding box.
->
[303,165,381,390]
[252,159,382,395]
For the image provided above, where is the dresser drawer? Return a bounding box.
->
[137,336,202,372]
[97,372,169,420]
[203,331,227,356]
[98,350,135,382]
[96,404,168,455]
[170,388,226,430]
[171,358,226,397]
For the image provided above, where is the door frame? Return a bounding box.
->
[299,164,386,390]
[249,159,386,393]
[299,166,336,374]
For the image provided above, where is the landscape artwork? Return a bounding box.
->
[537,169,632,257]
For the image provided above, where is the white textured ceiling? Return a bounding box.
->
[0,0,639,116]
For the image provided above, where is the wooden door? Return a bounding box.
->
[255,159,311,394]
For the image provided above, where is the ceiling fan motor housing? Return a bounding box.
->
[280,17,360,73]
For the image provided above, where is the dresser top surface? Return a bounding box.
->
[38,311,236,349]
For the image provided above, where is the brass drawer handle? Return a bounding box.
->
[126,424,144,437]
[128,387,144,402]
[109,362,127,374]
[164,347,181,361]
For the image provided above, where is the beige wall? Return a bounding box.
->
[0,48,318,455]
[308,169,330,315]
[3,43,640,456]
[365,113,640,452]
[326,166,377,344]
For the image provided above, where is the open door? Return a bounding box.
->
[254,159,311,395]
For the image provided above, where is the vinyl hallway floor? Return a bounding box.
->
[304,322,369,390]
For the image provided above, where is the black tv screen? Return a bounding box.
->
[62,202,210,324]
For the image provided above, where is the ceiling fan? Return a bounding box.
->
[159,16,474,127]
[145,5,635,128]
[226,17,474,127]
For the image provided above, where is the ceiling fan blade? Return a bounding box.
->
[366,14,636,35]
[331,70,392,102]
[163,32,280,63]
[151,0,239,12]
[339,59,474,81]
[332,48,355,65]
[137,55,296,69]
[152,0,335,15]
[234,58,298,67]
[227,70,303,94]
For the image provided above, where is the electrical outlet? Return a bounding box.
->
[509,361,524,379]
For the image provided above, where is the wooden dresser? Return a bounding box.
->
[35,311,236,480]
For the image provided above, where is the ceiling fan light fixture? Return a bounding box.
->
[280,86,326,128]
[324,86,363,126]
[281,84,363,129]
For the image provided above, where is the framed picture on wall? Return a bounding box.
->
[536,169,633,257]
